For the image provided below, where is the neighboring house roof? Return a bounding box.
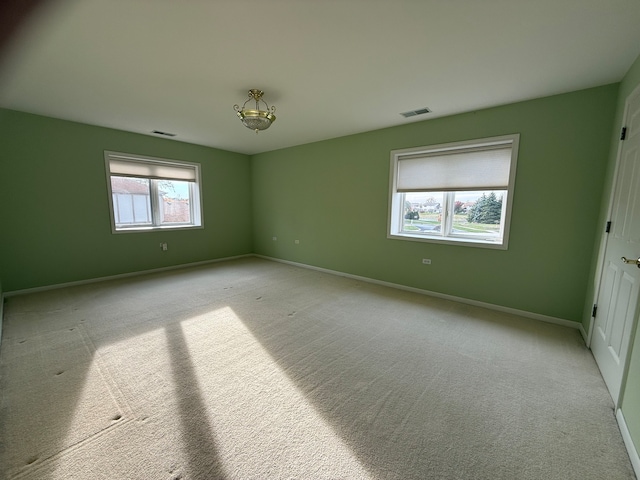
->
[111,177,149,195]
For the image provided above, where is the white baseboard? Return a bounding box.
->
[3,254,253,297]
[578,323,588,343]
[617,408,640,478]
[4,253,583,336]
[255,255,583,333]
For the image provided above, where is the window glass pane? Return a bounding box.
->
[157,180,191,224]
[113,194,131,224]
[111,177,151,226]
[402,192,443,235]
[451,190,505,239]
[132,194,151,223]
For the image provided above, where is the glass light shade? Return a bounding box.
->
[237,110,276,131]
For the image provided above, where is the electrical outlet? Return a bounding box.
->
[422,258,431,265]
[272,236,277,241]
[294,239,300,244]
[160,242,168,251]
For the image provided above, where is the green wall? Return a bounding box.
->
[252,85,618,323]
[617,51,640,466]
[0,109,252,291]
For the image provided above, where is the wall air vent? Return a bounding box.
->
[151,130,177,137]
[400,107,431,118]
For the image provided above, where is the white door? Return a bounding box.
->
[591,85,640,404]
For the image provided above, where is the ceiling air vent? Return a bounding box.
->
[151,130,177,137]
[400,107,431,118]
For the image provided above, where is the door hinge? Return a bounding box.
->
[606,221,612,233]
[621,127,627,140]
[592,304,598,318]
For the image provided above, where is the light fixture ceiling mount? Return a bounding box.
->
[234,89,276,133]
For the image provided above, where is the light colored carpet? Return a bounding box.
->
[0,257,636,479]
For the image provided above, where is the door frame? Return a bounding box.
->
[588,82,640,407]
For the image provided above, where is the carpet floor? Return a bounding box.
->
[0,257,636,479]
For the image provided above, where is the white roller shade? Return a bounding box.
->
[108,156,196,182]
[396,144,512,192]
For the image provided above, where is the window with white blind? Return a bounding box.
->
[104,151,203,233]
[388,134,519,249]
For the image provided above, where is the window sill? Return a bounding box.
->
[113,224,204,234]
[387,232,507,250]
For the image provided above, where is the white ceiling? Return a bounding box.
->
[1,0,640,155]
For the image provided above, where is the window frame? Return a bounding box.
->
[104,151,204,234]
[387,134,519,250]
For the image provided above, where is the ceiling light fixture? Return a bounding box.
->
[234,89,276,133]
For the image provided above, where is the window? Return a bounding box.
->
[388,134,519,249]
[105,151,203,232]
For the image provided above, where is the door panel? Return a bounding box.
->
[609,272,634,358]
[592,87,640,404]
[596,263,616,341]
